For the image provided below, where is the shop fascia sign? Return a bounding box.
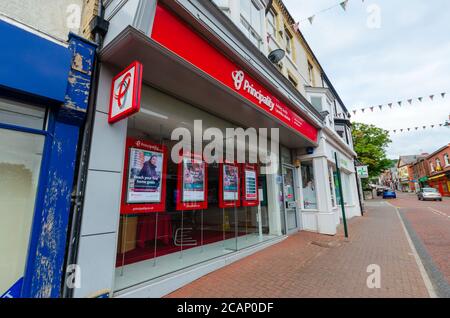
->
[232,70,275,111]
[150,4,318,143]
[108,61,143,124]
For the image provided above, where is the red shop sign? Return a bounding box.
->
[176,151,208,211]
[121,138,168,214]
[108,61,143,124]
[151,4,318,143]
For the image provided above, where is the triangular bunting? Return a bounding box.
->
[418,97,423,102]
[398,101,402,106]
[442,92,446,98]
[408,99,412,104]
[378,105,383,110]
[340,0,349,11]
[429,95,434,101]
[308,15,315,25]
[388,103,393,108]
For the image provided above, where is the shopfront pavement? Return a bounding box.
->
[166,199,432,298]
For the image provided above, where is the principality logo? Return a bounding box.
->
[232,70,245,90]
[114,72,132,108]
[231,69,275,111]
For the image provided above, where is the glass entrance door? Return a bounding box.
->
[282,165,299,233]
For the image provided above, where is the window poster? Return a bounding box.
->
[219,163,241,208]
[176,151,208,211]
[121,138,167,214]
[127,148,163,203]
[241,164,259,207]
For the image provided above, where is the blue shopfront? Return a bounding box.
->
[0,20,96,298]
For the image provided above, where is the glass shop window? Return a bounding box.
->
[300,161,317,209]
[0,97,46,130]
[0,128,44,295]
[114,87,281,293]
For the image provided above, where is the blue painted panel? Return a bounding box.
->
[20,34,97,298]
[0,20,71,102]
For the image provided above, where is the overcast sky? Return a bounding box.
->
[284,0,450,159]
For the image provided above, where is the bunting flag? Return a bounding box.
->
[297,0,360,26]
[388,122,448,134]
[350,91,447,115]
[340,0,349,11]
[292,22,300,32]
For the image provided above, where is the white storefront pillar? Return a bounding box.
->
[313,157,337,235]
[266,170,283,236]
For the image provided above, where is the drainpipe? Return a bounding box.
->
[62,0,108,298]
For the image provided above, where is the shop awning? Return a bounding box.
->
[100,26,320,149]
[428,174,445,181]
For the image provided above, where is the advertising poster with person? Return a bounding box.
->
[127,148,163,203]
[182,157,205,202]
[223,164,239,201]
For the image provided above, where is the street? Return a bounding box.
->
[387,192,450,297]
[166,194,450,298]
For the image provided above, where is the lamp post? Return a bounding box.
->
[335,152,349,238]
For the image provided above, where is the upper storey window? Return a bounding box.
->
[240,0,263,49]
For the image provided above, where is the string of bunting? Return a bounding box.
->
[350,92,447,116]
[295,0,365,26]
[388,121,449,134]
[269,0,363,43]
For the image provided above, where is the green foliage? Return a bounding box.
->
[352,122,392,178]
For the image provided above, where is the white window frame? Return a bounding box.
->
[239,0,264,49]
[444,153,450,166]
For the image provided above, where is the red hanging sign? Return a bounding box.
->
[120,138,167,214]
[219,162,241,209]
[241,164,259,207]
[176,151,208,211]
[108,61,143,124]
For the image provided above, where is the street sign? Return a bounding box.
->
[356,165,369,178]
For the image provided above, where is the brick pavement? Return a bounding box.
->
[389,192,450,297]
[166,200,430,298]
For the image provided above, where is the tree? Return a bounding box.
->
[351,122,392,179]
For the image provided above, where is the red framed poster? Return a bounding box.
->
[241,164,259,207]
[176,151,208,211]
[219,162,241,208]
[108,61,143,124]
[120,137,167,215]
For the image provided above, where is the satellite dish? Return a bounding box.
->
[268,49,285,64]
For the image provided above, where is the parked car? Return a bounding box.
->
[383,189,397,199]
[417,188,443,201]
[376,187,388,196]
